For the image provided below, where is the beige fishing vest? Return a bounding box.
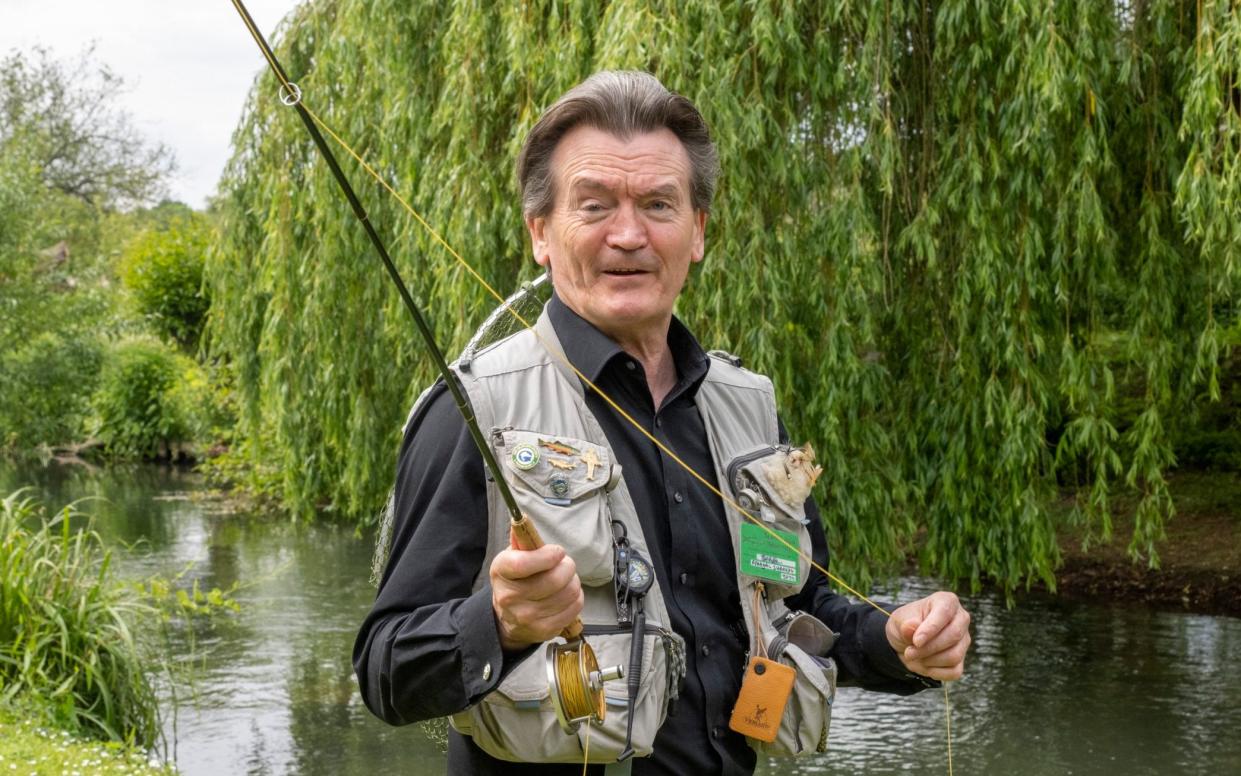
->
[410,309,836,762]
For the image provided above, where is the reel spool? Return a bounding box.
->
[545,638,624,734]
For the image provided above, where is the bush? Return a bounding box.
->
[0,491,159,745]
[0,331,104,449]
[118,214,211,349]
[92,339,195,458]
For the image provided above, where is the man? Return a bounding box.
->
[355,71,970,774]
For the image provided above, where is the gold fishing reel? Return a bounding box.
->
[510,512,624,735]
[545,635,623,734]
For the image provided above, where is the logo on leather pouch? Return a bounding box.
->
[728,655,795,742]
[743,704,768,727]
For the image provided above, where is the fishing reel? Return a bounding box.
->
[510,512,624,735]
[545,636,623,734]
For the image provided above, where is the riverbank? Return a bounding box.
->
[0,708,175,776]
[1047,471,1241,617]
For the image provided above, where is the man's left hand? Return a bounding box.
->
[885,591,971,682]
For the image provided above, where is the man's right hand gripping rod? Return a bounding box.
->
[510,513,584,642]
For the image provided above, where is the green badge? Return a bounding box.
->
[739,522,801,585]
[511,443,539,470]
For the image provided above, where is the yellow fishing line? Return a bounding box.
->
[945,683,954,776]
[581,722,591,776]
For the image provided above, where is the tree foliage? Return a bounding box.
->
[91,338,199,459]
[119,212,213,349]
[209,0,1240,593]
[0,46,175,209]
[0,138,115,449]
[0,48,198,453]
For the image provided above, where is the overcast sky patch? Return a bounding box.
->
[1,0,301,208]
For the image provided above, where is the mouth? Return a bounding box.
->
[602,268,649,276]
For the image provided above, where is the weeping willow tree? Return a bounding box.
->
[208,0,1239,594]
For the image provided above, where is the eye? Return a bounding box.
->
[648,200,671,211]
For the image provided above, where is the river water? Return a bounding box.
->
[3,461,1239,775]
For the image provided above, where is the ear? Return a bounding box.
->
[526,214,550,268]
[690,210,708,264]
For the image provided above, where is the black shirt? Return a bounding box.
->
[354,293,929,775]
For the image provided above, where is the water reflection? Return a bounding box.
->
[3,461,1239,775]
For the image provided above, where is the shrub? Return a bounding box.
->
[118,215,211,350]
[0,490,159,745]
[92,339,193,458]
[0,331,104,449]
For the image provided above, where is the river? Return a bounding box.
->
[2,461,1238,775]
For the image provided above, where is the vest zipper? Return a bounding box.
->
[724,445,780,495]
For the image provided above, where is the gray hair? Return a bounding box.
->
[516,71,720,219]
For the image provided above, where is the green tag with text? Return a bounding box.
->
[739,522,801,585]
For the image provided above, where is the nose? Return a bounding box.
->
[605,203,647,252]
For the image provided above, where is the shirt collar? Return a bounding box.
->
[546,290,711,399]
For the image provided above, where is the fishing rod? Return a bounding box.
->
[226,0,618,736]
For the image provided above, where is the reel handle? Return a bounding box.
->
[511,514,584,641]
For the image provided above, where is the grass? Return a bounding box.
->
[0,490,159,746]
[0,705,174,776]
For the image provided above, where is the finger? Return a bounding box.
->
[496,566,577,608]
[906,608,971,660]
[525,594,585,641]
[912,661,965,682]
[500,577,584,640]
[491,544,566,581]
[911,593,959,648]
[909,630,971,670]
[494,556,580,607]
[900,617,919,645]
[528,560,582,606]
[885,603,923,652]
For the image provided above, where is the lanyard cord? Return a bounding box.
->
[225,2,953,772]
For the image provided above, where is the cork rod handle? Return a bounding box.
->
[510,514,584,642]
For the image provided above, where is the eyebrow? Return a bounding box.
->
[569,178,682,200]
[639,183,681,200]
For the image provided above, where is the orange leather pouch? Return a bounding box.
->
[728,654,795,742]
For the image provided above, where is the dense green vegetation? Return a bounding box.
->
[209,1,1239,593]
[0,48,222,459]
[0,489,239,753]
[119,213,213,350]
[0,491,158,744]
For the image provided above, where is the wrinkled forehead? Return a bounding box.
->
[549,125,693,198]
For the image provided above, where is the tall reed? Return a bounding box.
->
[0,489,159,746]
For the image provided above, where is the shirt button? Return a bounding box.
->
[482,662,492,681]
[679,571,689,585]
[673,491,684,504]
[701,644,711,657]
[655,417,662,428]
[712,726,723,740]
[626,360,637,370]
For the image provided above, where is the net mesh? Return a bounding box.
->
[371,273,553,585]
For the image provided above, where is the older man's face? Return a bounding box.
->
[526,125,706,343]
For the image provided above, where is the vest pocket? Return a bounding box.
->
[450,627,675,763]
[750,610,837,756]
[495,430,616,586]
[727,445,815,600]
